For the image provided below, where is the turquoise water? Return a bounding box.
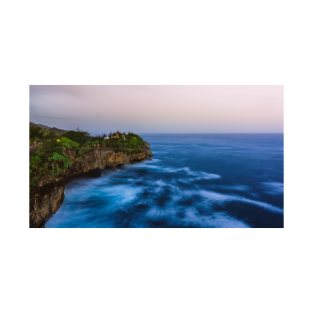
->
[46,134,284,228]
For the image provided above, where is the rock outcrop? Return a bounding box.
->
[30,143,152,228]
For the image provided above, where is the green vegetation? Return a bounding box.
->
[29,123,65,144]
[57,137,80,149]
[104,132,147,154]
[30,123,148,190]
[63,131,91,144]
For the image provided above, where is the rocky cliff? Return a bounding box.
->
[29,123,152,227]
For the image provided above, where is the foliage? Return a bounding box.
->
[64,131,91,144]
[104,132,146,154]
[49,152,71,166]
[30,124,44,140]
[29,123,148,190]
[49,152,72,176]
[58,137,80,149]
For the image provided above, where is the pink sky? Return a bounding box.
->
[30,85,283,134]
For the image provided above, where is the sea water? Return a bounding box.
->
[45,134,284,228]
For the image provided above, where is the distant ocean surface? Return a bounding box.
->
[46,134,284,228]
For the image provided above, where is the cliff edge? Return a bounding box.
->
[30,123,152,227]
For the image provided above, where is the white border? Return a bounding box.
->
[1,1,312,312]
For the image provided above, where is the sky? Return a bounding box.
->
[29,85,283,134]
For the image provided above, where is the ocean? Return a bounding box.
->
[45,134,284,228]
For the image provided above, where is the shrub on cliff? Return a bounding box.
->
[57,137,80,149]
[49,152,72,176]
[103,133,146,154]
[64,131,91,144]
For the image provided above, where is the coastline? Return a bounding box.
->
[29,123,152,228]
[30,148,152,228]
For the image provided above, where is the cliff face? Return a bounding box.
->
[30,183,65,228]
[30,147,152,228]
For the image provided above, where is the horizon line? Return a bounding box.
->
[137,132,284,136]
[30,121,283,135]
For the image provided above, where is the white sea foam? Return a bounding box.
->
[161,166,221,181]
[182,167,221,180]
[103,185,143,204]
[196,171,221,180]
[131,163,221,182]
[131,163,161,170]
[199,190,228,202]
[155,180,168,187]
[183,208,250,228]
[148,158,161,163]
[262,182,284,195]
[206,212,250,228]
[146,207,176,220]
[218,185,251,192]
[198,190,283,214]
